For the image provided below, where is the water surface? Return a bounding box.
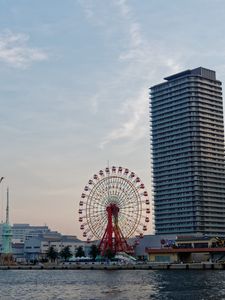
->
[0,269,223,299]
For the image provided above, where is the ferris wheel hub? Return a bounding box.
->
[106,203,119,215]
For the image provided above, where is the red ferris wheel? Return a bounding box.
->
[78,166,150,255]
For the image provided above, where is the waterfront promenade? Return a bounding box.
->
[0,262,225,270]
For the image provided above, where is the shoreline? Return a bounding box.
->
[0,263,224,270]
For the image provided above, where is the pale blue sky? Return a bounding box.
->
[0,0,225,238]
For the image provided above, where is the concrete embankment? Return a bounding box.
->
[0,263,224,270]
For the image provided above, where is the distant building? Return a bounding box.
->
[134,234,176,260]
[0,223,64,244]
[24,234,87,261]
[0,222,83,262]
[146,236,225,263]
[12,243,24,262]
[150,67,225,235]
[11,224,52,243]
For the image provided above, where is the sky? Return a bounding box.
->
[1,0,225,239]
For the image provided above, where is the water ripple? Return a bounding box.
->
[0,269,224,299]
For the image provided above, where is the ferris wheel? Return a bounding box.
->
[78,166,150,254]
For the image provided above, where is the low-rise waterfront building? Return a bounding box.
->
[0,223,86,262]
[12,243,25,263]
[24,234,87,262]
[12,224,54,243]
[133,234,177,260]
[146,235,225,263]
[176,236,221,249]
[0,223,57,243]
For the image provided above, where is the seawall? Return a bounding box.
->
[0,263,224,270]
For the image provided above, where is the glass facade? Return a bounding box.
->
[150,67,225,235]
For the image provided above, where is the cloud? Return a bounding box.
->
[77,0,105,26]
[99,0,182,148]
[0,30,48,68]
[78,0,94,20]
[79,0,182,148]
[99,87,148,149]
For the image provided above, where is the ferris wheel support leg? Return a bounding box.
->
[98,204,134,256]
[98,205,113,256]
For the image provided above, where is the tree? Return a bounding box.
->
[60,246,72,261]
[89,244,100,261]
[75,246,85,258]
[104,248,115,260]
[46,246,58,263]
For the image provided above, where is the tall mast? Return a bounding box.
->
[6,187,9,224]
[107,160,110,201]
[0,177,4,223]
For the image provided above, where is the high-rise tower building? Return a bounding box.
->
[150,67,225,235]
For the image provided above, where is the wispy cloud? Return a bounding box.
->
[0,30,48,68]
[78,0,94,20]
[100,87,148,148]
[79,0,182,148]
[99,0,181,148]
[77,0,105,26]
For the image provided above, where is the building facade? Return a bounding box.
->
[150,67,225,235]
[24,235,86,261]
[11,224,51,243]
[0,222,86,262]
[0,223,52,243]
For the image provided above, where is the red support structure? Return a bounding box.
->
[98,203,133,256]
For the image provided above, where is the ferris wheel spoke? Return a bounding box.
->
[91,215,107,224]
[88,206,105,212]
[119,177,138,195]
[116,186,139,206]
[119,216,140,230]
[117,195,139,206]
[86,211,106,219]
[87,203,106,211]
[89,209,106,216]
[121,201,141,210]
[114,189,134,206]
[90,211,108,222]
[94,218,107,231]
[119,203,140,210]
[89,211,106,218]
[87,200,106,209]
[91,222,106,235]
[118,216,138,225]
[91,217,108,236]
[119,211,139,220]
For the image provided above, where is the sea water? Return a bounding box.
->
[0,269,224,299]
